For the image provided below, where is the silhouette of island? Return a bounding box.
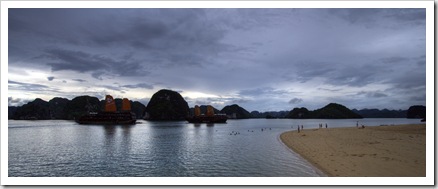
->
[8,89,425,121]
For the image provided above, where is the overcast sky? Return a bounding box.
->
[8,8,426,111]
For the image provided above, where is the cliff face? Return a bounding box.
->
[145,89,190,120]
[407,105,426,119]
[49,97,70,119]
[220,104,251,119]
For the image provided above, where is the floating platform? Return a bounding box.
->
[76,111,136,125]
[186,114,228,123]
[76,95,136,125]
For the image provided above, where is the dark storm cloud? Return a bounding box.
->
[45,49,109,72]
[283,61,389,87]
[44,48,147,79]
[239,87,292,97]
[289,98,303,104]
[8,80,59,93]
[357,91,388,98]
[7,8,426,111]
[47,76,55,81]
[8,8,255,92]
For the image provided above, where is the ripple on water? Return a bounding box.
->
[9,119,419,177]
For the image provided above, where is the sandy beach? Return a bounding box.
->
[280,124,426,177]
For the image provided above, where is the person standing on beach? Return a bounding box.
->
[325,123,327,128]
[356,121,359,128]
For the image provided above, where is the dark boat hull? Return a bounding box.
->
[186,115,228,123]
[76,112,136,125]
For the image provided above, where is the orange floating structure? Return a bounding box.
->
[121,98,131,111]
[186,105,227,123]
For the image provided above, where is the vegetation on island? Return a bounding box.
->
[220,104,252,119]
[286,103,362,119]
[145,89,190,121]
[406,105,426,119]
[352,108,408,118]
[10,96,146,120]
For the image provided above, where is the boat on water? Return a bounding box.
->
[76,95,136,125]
[186,105,227,123]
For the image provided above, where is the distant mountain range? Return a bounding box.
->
[9,96,146,120]
[352,108,407,118]
[8,89,426,120]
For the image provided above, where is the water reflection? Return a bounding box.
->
[102,125,135,156]
[147,122,189,176]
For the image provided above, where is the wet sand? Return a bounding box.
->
[280,124,425,177]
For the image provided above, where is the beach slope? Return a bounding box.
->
[280,124,425,177]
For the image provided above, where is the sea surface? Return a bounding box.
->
[8,118,423,177]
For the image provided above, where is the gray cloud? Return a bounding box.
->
[45,49,109,72]
[289,98,303,104]
[47,76,55,81]
[329,8,425,28]
[318,88,341,92]
[381,57,409,64]
[72,79,87,82]
[8,80,58,93]
[239,87,292,98]
[357,91,388,98]
[8,97,31,107]
[121,83,154,89]
[44,48,147,79]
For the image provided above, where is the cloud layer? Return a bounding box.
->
[8,8,426,111]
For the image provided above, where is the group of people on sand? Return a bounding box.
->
[294,123,328,133]
[318,123,328,129]
[297,125,303,132]
[293,121,365,132]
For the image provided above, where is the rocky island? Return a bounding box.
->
[8,89,425,121]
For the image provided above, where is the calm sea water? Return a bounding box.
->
[8,118,423,177]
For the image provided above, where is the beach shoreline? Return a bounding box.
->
[280,124,426,177]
